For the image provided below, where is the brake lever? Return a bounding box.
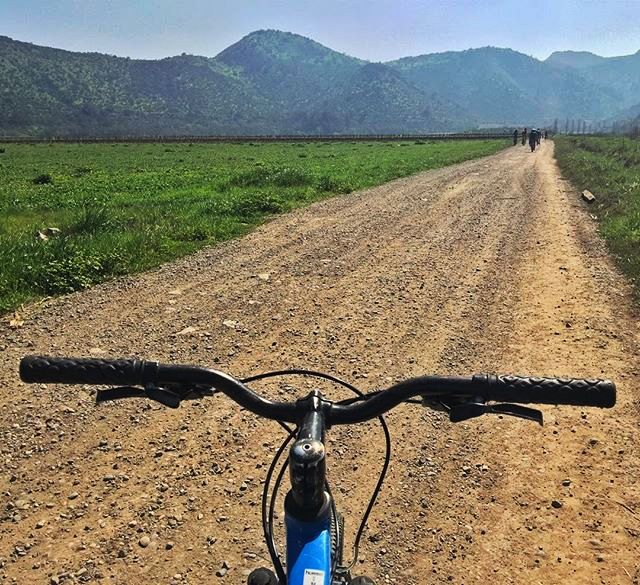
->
[96,384,216,408]
[96,386,146,404]
[145,384,182,408]
[422,397,543,425]
[449,401,543,425]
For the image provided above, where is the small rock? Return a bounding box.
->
[222,320,238,329]
[9,313,24,329]
[139,536,151,548]
[257,273,271,281]
[165,542,174,550]
[68,492,79,500]
[35,520,46,529]
[177,326,197,336]
[551,500,563,509]
[216,568,228,577]
[562,479,571,487]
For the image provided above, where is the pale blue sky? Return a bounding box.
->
[1,0,638,61]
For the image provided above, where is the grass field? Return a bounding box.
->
[0,139,507,313]
[555,135,640,298]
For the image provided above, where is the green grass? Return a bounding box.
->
[554,136,640,298]
[0,139,507,313]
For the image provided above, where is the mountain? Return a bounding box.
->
[0,35,274,136]
[217,30,363,108]
[546,51,607,69]
[546,50,640,112]
[389,47,620,123]
[0,31,639,136]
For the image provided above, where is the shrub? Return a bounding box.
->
[33,173,53,185]
[70,206,115,235]
[315,176,353,193]
[73,166,93,177]
[231,192,286,215]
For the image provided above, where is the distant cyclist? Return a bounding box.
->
[529,129,538,152]
[522,127,527,146]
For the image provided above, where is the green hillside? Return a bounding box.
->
[546,50,640,115]
[390,47,620,123]
[1,30,639,136]
[0,35,274,136]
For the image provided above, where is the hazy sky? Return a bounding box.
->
[1,0,639,62]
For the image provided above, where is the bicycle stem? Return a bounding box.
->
[287,390,329,520]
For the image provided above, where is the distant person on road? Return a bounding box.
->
[522,128,527,146]
[544,130,548,139]
[536,129,541,146]
[513,129,518,145]
[529,129,537,152]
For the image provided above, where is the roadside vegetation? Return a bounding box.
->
[555,135,640,297]
[0,139,507,313]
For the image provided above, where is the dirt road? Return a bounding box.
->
[1,142,638,584]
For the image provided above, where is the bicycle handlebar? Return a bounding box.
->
[19,356,616,424]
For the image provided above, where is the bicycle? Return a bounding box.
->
[19,356,616,585]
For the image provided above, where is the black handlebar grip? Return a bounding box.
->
[19,355,159,386]
[485,374,616,407]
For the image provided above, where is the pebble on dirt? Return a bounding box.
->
[138,536,151,548]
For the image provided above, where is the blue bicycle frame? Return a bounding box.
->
[286,504,332,585]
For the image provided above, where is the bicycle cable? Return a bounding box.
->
[240,369,393,578]
[259,424,294,583]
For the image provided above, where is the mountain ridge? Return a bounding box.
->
[1,30,638,136]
